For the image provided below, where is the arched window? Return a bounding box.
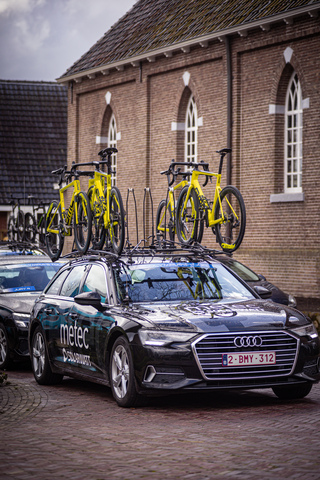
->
[185,95,198,166]
[285,72,302,193]
[108,114,117,186]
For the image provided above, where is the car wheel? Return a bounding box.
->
[31,326,63,385]
[0,323,11,369]
[272,382,313,400]
[110,336,146,408]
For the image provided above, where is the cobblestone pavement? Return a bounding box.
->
[1,367,319,480]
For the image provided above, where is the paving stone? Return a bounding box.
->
[0,369,319,479]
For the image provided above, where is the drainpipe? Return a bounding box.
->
[225,35,232,185]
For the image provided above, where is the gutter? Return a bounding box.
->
[57,4,320,84]
[225,35,232,186]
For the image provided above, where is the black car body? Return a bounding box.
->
[0,256,63,369]
[29,249,320,407]
[218,255,296,307]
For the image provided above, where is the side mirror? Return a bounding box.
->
[74,291,105,311]
[254,286,272,299]
[258,274,266,281]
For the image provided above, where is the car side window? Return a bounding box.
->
[60,265,86,298]
[45,269,69,295]
[82,264,108,303]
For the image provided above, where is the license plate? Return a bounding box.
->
[222,351,276,367]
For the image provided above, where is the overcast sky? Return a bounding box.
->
[0,0,137,82]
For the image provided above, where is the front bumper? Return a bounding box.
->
[132,330,320,395]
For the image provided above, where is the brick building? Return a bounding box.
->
[0,80,67,239]
[58,0,320,310]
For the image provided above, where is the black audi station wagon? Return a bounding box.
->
[29,248,320,407]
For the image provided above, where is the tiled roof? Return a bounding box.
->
[0,80,67,205]
[60,0,320,79]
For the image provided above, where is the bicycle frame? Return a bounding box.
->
[8,198,25,241]
[183,169,238,228]
[88,170,111,228]
[47,178,82,237]
[157,178,189,236]
[28,197,47,234]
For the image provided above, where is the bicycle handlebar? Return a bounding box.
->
[161,149,232,186]
[51,166,67,176]
[160,159,210,186]
[51,152,115,187]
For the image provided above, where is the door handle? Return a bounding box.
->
[44,307,54,314]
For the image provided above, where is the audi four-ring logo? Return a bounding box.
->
[234,336,263,348]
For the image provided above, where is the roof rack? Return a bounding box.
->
[0,240,46,254]
[60,241,231,267]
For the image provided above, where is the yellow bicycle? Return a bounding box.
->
[175,148,246,252]
[74,148,125,254]
[45,166,92,260]
[156,160,203,243]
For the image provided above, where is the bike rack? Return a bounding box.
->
[125,188,139,249]
[143,187,155,247]
[125,187,156,250]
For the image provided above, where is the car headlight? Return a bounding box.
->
[12,313,30,328]
[291,323,318,339]
[139,329,196,346]
[288,294,297,307]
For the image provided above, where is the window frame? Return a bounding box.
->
[59,265,87,298]
[284,72,303,194]
[185,95,198,169]
[108,113,117,186]
[81,264,109,304]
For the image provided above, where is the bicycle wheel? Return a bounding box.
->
[16,210,25,241]
[74,191,92,254]
[88,186,106,250]
[156,199,175,242]
[214,185,246,252]
[24,212,36,242]
[197,219,205,244]
[45,201,64,261]
[38,212,46,246]
[176,186,199,245]
[108,187,125,254]
[7,215,15,241]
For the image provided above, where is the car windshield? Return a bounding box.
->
[0,262,62,293]
[114,261,255,303]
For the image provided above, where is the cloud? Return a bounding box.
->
[0,0,136,81]
[0,0,45,15]
[13,16,50,52]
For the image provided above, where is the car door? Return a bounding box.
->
[68,263,116,380]
[42,264,87,371]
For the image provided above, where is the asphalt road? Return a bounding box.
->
[1,365,320,480]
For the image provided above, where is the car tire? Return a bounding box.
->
[31,326,63,385]
[0,322,12,370]
[272,382,313,400]
[110,336,147,408]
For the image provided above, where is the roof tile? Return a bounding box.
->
[60,0,320,79]
[0,80,67,205]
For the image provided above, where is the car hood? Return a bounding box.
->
[127,299,309,333]
[0,292,40,314]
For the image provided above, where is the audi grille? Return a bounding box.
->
[192,331,299,381]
